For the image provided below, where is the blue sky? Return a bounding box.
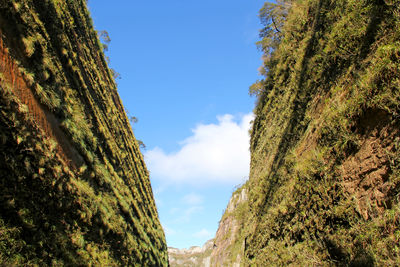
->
[88,0,265,249]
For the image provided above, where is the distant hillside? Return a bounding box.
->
[0,0,168,265]
[167,186,248,267]
[168,240,214,267]
[202,0,400,265]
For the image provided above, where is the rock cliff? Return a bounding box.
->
[168,240,214,267]
[0,0,168,265]
[208,186,247,267]
[243,0,400,265]
[182,0,400,265]
[2,0,400,265]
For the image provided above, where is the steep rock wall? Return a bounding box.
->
[243,0,400,265]
[168,240,214,267]
[209,187,248,267]
[0,0,168,265]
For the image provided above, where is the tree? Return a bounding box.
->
[249,80,264,97]
[111,68,121,80]
[257,1,291,55]
[98,30,111,51]
[129,116,138,125]
[137,140,146,150]
[249,1,291,97]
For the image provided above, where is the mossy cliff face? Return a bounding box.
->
[243,0,400,265]
[211,0,400,266]
[0,0,168,266]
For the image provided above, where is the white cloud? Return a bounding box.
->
[145,113,253,185]
[193,229,213,239]
[183,193,204,205]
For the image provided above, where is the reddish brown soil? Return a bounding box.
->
[341,109,398,220]
[0,33,83,169]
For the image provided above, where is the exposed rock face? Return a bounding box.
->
[168,240,214,267]
[209,187,248,267]
[0,0,167,265]
[341,109,396,220]
[168,187,249,267]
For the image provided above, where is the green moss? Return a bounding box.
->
[0,0,167,265]
[242,0,400,265]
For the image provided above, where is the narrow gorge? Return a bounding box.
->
[1,0,399,266]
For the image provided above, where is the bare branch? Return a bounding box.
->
[271,16,281,34]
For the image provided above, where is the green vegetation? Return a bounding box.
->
[2,0,400,265]
[232,0,400,265]
[0,0,167,265]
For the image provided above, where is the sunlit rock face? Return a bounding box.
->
[208,187,248,267]
[0,1,167,265]
[168,240,214,267]
[169,187,249,267]
[241,0,400,266]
